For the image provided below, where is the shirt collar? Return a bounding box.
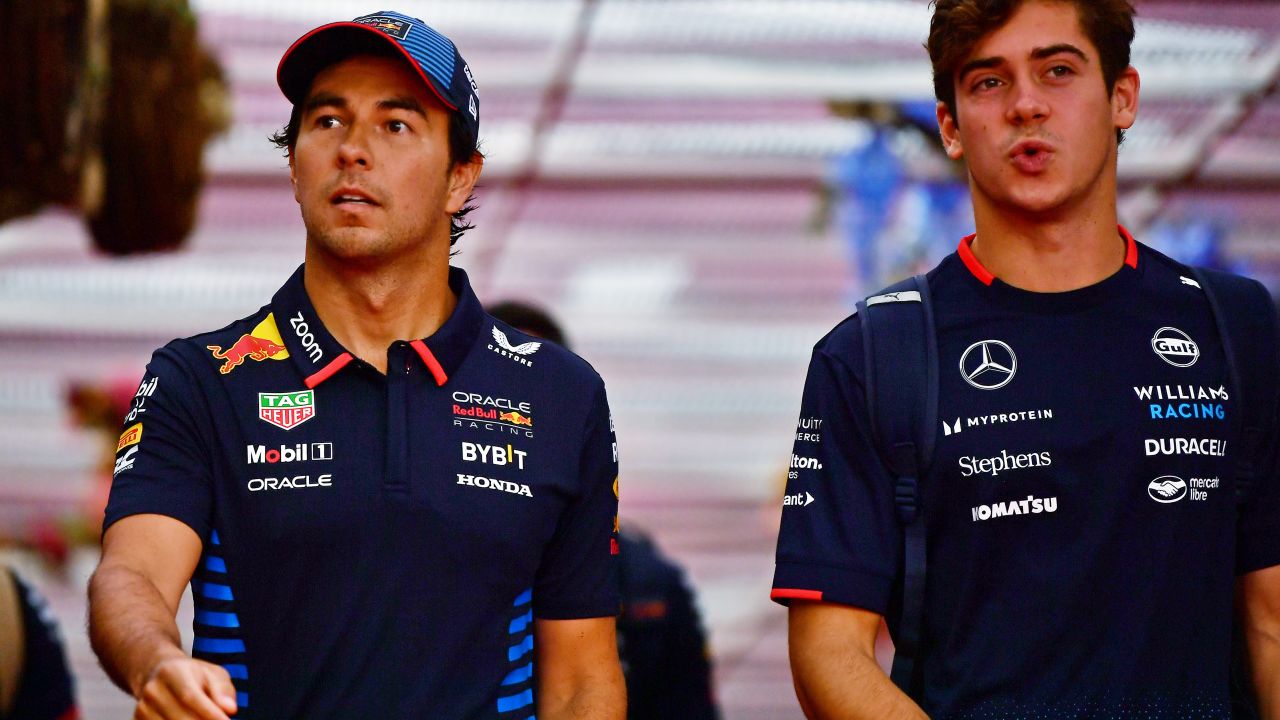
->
[270,264,486,389]
[957,224,1139,287]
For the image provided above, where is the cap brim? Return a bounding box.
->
[276,22,458,112]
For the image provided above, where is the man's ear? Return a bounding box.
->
[445,152,484,215]
[937,101,964,161]
[1111,66,1140,132]
[288,147,300,204]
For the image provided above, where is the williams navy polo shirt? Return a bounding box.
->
[773,232,1280,718]
[105,265,621,719]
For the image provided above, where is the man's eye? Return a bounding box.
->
[388,120,408,133]
[317,116,341,129]
[974,77,1001,91]
[1049,65,1074,77]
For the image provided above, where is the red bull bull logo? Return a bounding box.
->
[208,335,288,374]
[499,411,533,427]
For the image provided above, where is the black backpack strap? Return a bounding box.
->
[1187,267,1279,720]
[856,274,938,699]
[1187,267,1279,507]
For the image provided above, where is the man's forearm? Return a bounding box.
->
[88,563,188,695]
[538,674,626,720]
[794,648,927,720]
[1247,625,1280,720]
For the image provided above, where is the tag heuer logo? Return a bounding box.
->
[259,390,315,431]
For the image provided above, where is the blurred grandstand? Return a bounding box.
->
[2,2,1279,717]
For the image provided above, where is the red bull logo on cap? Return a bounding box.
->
[354,14,411,40]
[207,314,291,375]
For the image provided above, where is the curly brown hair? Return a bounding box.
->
[927,0,1136,144]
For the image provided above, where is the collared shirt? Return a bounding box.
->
[105,265,621,719]
[773,234,1280,718]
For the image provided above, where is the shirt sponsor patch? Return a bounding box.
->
[258,390,316,431]
[971,494,1058,522]
[117,423,143,451]
[1143,437,1226,457]
[489,327,540,367]
[456,473,533,498]
[207,315,290,375]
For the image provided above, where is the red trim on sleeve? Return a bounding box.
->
[771,588,824,601]
[957,233,994,286]
[305,352,354,388]
[1119,224,1139,269]
[409,340,449,387]
[57,707,81,720]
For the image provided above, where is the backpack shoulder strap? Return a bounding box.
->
[855,273,937,698]
[1186,267,1280,506]
[1187,267,1279,720]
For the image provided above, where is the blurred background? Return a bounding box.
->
[3,1,1280,717]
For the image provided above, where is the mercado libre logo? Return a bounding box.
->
[259,390,315,431]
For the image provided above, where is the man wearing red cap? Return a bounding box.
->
[88,11,625,719]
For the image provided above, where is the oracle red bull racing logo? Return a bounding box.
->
[451,391,533,437]
[207,314,291,374]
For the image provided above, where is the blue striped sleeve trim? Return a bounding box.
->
[193,637,246,654]
[222,664,248,680]
[204,556,227,573]
[210,530,221,545]
[236,692,249,708]
[508,634,534,662]
[513,588,532,607]
[508,610,533,635]
[497,688,534,713]
[501,663,533,686]
[198,582,233,601]
[195,610,240,628]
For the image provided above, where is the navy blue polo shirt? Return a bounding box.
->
[773,232,1280,718]
[105,265,621,719]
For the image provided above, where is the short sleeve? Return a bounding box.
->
[1238,384,1280,576]
[533,381,620,619]
[771,334,901,615]
[103,347,215,541]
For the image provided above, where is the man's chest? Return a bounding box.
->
[204,376,579,570]
[929,307,1238,530]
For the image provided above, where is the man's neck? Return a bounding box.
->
[302,247,457,374]
[969,207,1126,293]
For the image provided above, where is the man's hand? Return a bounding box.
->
[134,655,238,720]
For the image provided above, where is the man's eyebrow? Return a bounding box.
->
[958,56,1005,81]
[1031,43,1089,62]
[378,96,428,117]
[958,43,1089,81]
[302,92,346,115]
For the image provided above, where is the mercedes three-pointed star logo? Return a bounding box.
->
[959,340,1017,390]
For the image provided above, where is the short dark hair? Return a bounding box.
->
[269,51,482,246]
[927,0,1136,145]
